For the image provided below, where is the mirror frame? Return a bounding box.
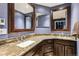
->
[51,3,71,31]
[8,3,35,33]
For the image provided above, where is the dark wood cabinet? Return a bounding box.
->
[23,39,76,56]
[54,39,76,56]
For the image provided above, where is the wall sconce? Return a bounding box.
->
[72,20,79,40]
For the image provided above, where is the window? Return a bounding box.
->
[54,20,66,29]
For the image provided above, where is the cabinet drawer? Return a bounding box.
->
[41,39,54,45]
[54,39,76,46]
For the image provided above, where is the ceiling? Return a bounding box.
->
[15,3,64,14]
[53,9,67,19]
[15,3,33,14]
[35,3,64,7]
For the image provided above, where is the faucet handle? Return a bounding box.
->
[21,35,25,41]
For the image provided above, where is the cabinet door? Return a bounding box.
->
[65,46,76,56]
[54,43,65,56]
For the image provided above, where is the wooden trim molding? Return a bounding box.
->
[8,3,14,33]
[51,3,71,31]
[8,3,35,33]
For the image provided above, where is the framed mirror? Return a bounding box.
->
[51,4,71,31]
[8,3,35,33]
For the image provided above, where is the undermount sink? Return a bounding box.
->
[16,40,36,48]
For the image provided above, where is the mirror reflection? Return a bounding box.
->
[36,13,50,28]
[25,16,32,29]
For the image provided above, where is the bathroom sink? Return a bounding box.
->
[16,40,36,48]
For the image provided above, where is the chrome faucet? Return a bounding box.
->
[16,35,26,42]
[20,36,25,41]
[21,35,26,41]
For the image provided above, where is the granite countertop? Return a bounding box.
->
[0,32,34,40]
[0,34,76,56]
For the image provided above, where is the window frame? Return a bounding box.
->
[54,20,66,29]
